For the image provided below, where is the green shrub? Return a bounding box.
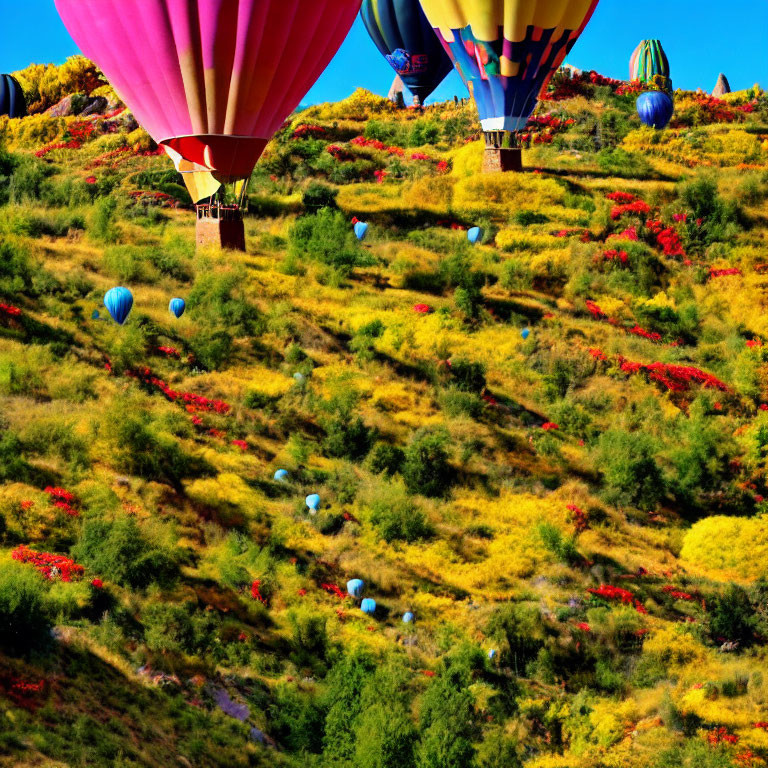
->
[188,268,261,334]
[289,208,373,278]
[0,561,52,654]
[89,196,120,243]
[537,522,580,565]
[707,585,759,648]
[367,442,405,476]
[402,428,452,498]
[595,429,665,511]
[369,496,431,543]
[302,182,338,212]
[73,517,179,590]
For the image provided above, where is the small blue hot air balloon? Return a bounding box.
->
[104,287,133,326]
[467,226,483,245]
[354,221,369,241]
[636,91,674,130]
[274,469,289,482]
[521,328,530,341]
[306,494,321,513]
[361,598,377,616]
[293,372,305,383]
[488,649,497,660]
[347,579,365,599]
[169,298,186,318]
[402,611,414,624]
[91,309,101,320]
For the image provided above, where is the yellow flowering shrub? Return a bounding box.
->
[681,515,768,579]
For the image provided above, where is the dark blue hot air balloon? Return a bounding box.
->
[104,287,133,326]
[636,91,674,130]
[169,297,186,318]
[360,0,453,106]
[347,579,365,599]
[521,328,531,341]
[0,75,26,119]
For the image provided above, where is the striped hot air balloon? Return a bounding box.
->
[417,0,599,171]
[54,0,362,249]
[629,40,671,87]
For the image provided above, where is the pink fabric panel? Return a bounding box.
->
[54,0,361,145]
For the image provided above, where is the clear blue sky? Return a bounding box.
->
[2,1,767,104]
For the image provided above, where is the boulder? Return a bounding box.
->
[388,75,405,108]
[80,96,108,116]
[713,73,731,98]
[45,94,83,117]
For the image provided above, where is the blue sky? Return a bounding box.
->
[2,0,767,104]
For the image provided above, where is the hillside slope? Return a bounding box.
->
[1,65,768,767]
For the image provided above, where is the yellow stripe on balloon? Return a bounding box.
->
[419,0,596,44]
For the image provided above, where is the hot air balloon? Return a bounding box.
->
[274,469,289,482]
[521,328,531,340]
[402,611,414,623]
[306,493,321,513]
[360,0,454,107]
[637,91,674,129]
[418,0,599,172]
[347,579,365,598]
[293,372,306,383]
[630,40,671,86]
[0,75,26,119]
[169,298,186,319]
[488,649,497,660]
[91,309,101,320]
[354,221,369,241]
[104,287,134,326]
[54,0,362,251]
[361,598,377,615]
[467,226,483,244]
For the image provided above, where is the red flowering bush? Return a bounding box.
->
[628,325,663,343]
[567,504,589,533]
[576,622,591,632]
[710,267,742,279]
[606,192,638,204]
[231,440,248,451]
[12,545,85,582]
[0,302,22,319]
[321,583,347,600]
[126,367,231,414]
[292,124,326,140]
[603,249,629,265]
[706,727,739,746]
[588,584,647,614]
[374,169,388,184]
[45,486,79,517]
[611,200,651,220]
[156,346,180,358]
[541,422,560,431]
[616,355,730,393]
[250,580,267,604]
[413,304,432,314]
[586,300,607,319]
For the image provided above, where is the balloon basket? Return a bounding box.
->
[482,147,523,173]
[195,205,246,252]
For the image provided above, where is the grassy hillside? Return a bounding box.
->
[1,63,768,767]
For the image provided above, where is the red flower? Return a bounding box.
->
[231,439,249,451]
[250,580,267,604]
[321,583,346,600]
[421,670,435,677]
[541,422,559,431]
[297,589,307,597]
[610,200,651,220]
[85,176,97,184]
[12,545,84,582]
[413,303,432,314]
[576,622,591,632]
[91,578,104,589]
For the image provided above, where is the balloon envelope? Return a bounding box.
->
[630,39,670,84]
[274,469,289,482]
[169,298,186,318]
[104,287,134,326]
[360,0,453,105]
[418,0,599,133]
[354,221,369,241]
[488,649,497,659]
[0,75,26,119]
[637,91,674,129]
[467,226,483,244]
[91,309,100,320]
[347,579,365,598]
[402,611,414,623]
[361,598,377,615]
[306,493,321,511]
[54,0,361,200]
[521,328,530,340]
[293,373,305,382]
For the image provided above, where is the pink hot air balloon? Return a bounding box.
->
[55,0,361,246]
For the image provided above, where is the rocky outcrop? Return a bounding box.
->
[713,73,731,98]
[45,93,112,118]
